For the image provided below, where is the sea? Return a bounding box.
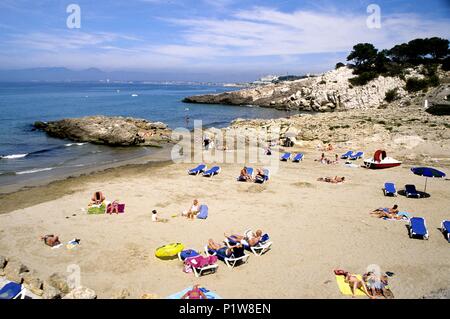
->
[0,82,298,192]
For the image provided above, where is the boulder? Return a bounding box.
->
[22,271,44,296]
[63,287,96,299]
[4,260,29,283]
[0,255,7,269]
[42,282,62,299]
[47,272,71,294]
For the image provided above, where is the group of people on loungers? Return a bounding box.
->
[207,229,265,258]
[239,167,267,182]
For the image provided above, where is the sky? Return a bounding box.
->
[0,0,449,81]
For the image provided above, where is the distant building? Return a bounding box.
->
[252,75,279,85]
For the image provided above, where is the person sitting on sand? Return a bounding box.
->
[182,199,200,219]
[107,200,119,214]
[327,143,334,151]
[41,234,61,247]
[239,166,253,182]
[334,154,339,163]
[207,239,245,258]
[370,205,400,219]
[224,229,263,247]
[90,191,105,205]
[181,284,208,299]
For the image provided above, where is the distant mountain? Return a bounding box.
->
[0,67,259,83]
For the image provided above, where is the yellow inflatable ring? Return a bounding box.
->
[155,243,184,258]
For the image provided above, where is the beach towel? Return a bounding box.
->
[166,286,222,299]
[66,239,80,250]
[383,212,410,221]
[87,203,106,215]
[197,205,208,219]
[335,275,367,296]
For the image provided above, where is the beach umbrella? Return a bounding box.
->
[410,167,446,193]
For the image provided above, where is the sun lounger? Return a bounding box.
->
[225,233,273,256]
[237,167,253,182]
[292,153,304,162]
[280,153,291,161]
[441,220,450,243]
[197,205,208,219]
[203,166,220,177]
[255,169,270,184]
[0,282,23,299]
[383,182,397,196]
[341,151,353,159]
[204,246,249,268]
[405,184,421,198]
[349,151,363,160]
[409,217,429,240]
[188,164,206,175]
[183,255,219,277]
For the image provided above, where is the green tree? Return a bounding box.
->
[427,37,449,60]
[347,43,378,71]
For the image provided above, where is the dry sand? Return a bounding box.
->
[0,146,449,299]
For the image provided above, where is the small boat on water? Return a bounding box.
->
[131,94,138,97]
[363,150,401,169]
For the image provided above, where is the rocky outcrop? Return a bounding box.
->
[34,115,173,147]
[425,84,450,115]
[184,67,449,112]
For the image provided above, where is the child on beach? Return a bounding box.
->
[151,210,168,222]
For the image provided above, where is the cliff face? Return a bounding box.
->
[184,67,427,112]
[34,116,173,147]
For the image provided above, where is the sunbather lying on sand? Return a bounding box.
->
[208,239,245,257]
[335,270,374,299]
[239,166,253,182]
[181,284,208,299]
[224,229,263,247]
[370,205,400,219]
[363,272,393,299]
[41,234,61,247]
[317,176,346,183]
[90,191,105,205]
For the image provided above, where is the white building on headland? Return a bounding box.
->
[253,75,279,85]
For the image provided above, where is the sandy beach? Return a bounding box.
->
[0,143,449,299]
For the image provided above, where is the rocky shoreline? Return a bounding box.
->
[33,115,173,147]
[184,66,449,112]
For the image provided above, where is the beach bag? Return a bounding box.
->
[180,249,199,261]
[197,205,208,219]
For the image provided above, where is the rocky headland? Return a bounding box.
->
[184,66,449,112]
[34,115,173,147]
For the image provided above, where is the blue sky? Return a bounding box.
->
[0,0,449,81]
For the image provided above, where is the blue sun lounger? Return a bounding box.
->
[405,184,421,198]
[0,282,22,300]
[292,153,304,162]
[188,164,206,175]
[237,167,253,182]
[203,166,220,177]
[341,151,353,159]
[409,217,429,240]
[383,182,397,196]
[255,168,270,184]
[280,153,291,161]
[441,220,450,243]
[349,151,363,160]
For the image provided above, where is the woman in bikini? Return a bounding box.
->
[344,272,374,299]
[239,166,253,182]
[370,205,400,219]
[224,230,263,247]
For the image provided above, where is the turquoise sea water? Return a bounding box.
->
[0,82,296,189]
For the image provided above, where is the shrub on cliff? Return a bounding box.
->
[384,88,400,102]
[335,62,345,69]
[405,77,440,93]
[348,71,378,86]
